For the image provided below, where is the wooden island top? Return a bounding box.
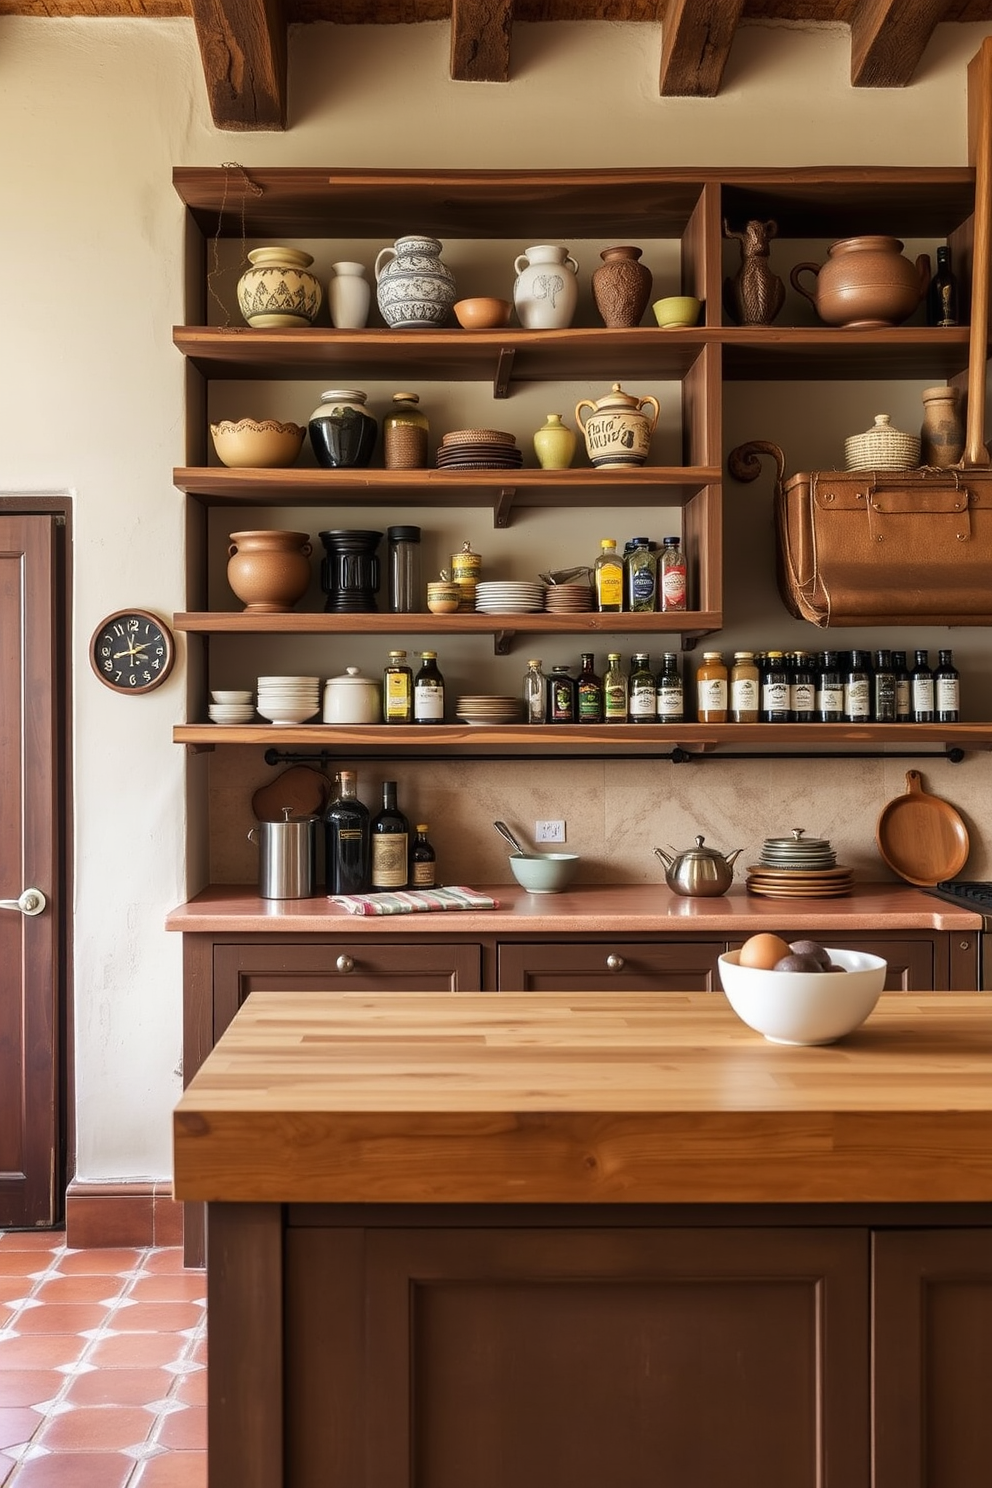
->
[173,990,992,1208]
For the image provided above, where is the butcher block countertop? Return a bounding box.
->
[173,991,992,1207]
[165,882,982,934]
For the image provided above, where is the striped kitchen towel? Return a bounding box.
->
[330,886,500,915]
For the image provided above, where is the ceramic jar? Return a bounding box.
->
[790,235,931,329]
[575,383,661,469]
[533,413,577,470]
[308,389,378,469]
[328,261,371,329]
[236,247,322,328]
[374,236,456,328]
[227,530,313,613]
[513,245,579,329]
[921,385,965,468]
[322,667,382,725]
[592,246,653,328]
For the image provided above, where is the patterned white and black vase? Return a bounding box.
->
[374,236,457,329]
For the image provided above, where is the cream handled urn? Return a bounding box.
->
[575,382,660,469]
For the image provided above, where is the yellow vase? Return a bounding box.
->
[533,413,577,470]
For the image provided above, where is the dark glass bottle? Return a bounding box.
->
[371,780,409,889]
[629,653,656,722]
[819,651,844,722]
[324,769,371,896]
[892,650,912,722]
[383,649,413,724]
[935,648,960,723]
[843,650,872,723]
[410,823,436,888]
[872,649,896,723]
[790,651,817,723]
[927,245,960,328]
[413,650,444,724]
[911,649,934,723]
[548,665,577,724]
[655,652,684,723]
[760,650,790,723]
[576,652,604,723]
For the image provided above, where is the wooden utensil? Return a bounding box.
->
[251,766,330,823]
[875,770,969,886]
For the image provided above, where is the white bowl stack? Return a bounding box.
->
[255,675,321,725]
[208,689,255,724]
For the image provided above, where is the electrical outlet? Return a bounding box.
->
[536,820,566,843]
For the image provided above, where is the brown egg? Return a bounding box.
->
[739,932,792,970]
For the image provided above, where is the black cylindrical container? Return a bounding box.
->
[319,529,383,613]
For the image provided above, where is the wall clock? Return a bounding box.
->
[89,609,176,694]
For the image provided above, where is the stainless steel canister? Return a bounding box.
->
[248,809,318,898]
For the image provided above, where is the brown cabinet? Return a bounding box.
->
[498,939,724,991]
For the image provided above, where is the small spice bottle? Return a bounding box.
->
[696,652,728,723]
[729,652,759,723]
[383,392,429,470]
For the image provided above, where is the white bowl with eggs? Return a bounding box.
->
[718,935,887,1045]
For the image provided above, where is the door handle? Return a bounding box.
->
[0,889,47,917]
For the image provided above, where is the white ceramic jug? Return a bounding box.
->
[513,244,579,329]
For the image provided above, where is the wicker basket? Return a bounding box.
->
[844,413,920,471]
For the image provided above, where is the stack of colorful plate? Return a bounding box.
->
[746,828,853,898]
[455,695,524,725]
[436,429,522,470]
[544,582,594,613]
[474,580,547,613]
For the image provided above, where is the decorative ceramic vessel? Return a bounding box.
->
[427,581,462,614]
[374,236,456,328]
[844,413,920,471]
[652,295,702,329]
[308,389,378,469]
[209,419,305,469]
[236,247,322,328]
[513,245,579,329]
[574,383,660,469]
[723,218,785,325]
[226,530,313,613]
[921,385,965,468]
[453,297,512,329]
[592,246,653,328]
[533,413,577,470]
[328,262,370,329]
[790,235,931,329]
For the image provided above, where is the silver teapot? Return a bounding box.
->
[653,836,742,897]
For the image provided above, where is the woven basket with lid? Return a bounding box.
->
[844,413,920,471]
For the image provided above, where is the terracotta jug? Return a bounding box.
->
[227,530,313,613]
[790,235,930,329]
[575,383,660,469]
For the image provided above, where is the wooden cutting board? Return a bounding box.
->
[875,770,970,887]
[251,766,330,823]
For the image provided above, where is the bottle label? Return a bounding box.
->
[414,682,443,720]
[630,567,657,608]
[895,679,911,717]
[372,835,408,887]
[912,678,935,712]
[731,677,758,711]
[385,674,411,720]
[661,563,687,611]
[656,683,684,719]
[697,678,727,711]
[791,682,815,713]
[597,565,623,609]
[604,682,628,720]
[578,683,602,721]
[629,683,655,718]
[845,678,871,717]
[936,678,959,710]
[411,860,435,888]
[820,681,844,714]
[762,681,789,713]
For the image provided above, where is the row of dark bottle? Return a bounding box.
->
[324,772,436,896]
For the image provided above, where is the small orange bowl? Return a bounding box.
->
[454,297,512,330]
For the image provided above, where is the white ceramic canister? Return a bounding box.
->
[322,666,382,724]
[328,261,371,329]
[513,244,579,329]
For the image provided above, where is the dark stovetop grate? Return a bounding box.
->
[929,880,992,910]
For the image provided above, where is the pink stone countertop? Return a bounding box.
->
[165,883,982,935]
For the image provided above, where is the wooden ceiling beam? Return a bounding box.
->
[850,0,951,88]
[189,0,287,129]
[659,0,746,97]
[450,0,513,81]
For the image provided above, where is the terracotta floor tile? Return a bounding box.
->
[132,1450,207,1488]
[34,1274,127,1305]
[56,1250,144,1275]
[155,1405,206,1450]
[87,1333,188,1370]
[10,1302,109,1334]
[0,1233,65,1253]
[0,1405,43,1450]
[111,1303,203,1333]
[128,1274,206,1303]
[190,1339,208,1366]
[0,1334,86,1370]
[136,1250,187,1275]
[7,1449,136,1487]
[0,1254,54,1279]
[35,1403,153,1451]
[0,1371,65,1408]
[63,1367,174,1407]
[172,1371,206,1408]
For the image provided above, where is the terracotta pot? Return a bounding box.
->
[227,530,312,614]
[790,235,931,329]
[592,246,653,328]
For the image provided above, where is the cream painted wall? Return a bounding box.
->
[0,16,989,1183]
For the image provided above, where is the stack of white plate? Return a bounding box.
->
[474,581,547,614]
[256,675,321,725]
[208,689,255,724]
[455,695,524,725]
[544,583,594,613]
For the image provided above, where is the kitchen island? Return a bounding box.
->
[174,990,992,1488]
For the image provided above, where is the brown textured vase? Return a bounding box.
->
[592,246,653,328]
[227,530,313,613]
[920,385,965,468]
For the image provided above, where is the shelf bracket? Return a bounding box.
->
[493,346,515,399]
[493,487,517,528]
[493,628,515,656]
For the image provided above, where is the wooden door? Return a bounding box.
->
[0,511,66,1227]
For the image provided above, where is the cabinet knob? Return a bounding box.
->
[605,953,625,972]
[335,954,355,974]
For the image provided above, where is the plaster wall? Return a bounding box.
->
[0,14,989,1181]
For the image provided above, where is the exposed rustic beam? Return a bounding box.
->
[659,0,745,97]
[450,0,513,81]
[850,0,950,88]
[189,0,287,130]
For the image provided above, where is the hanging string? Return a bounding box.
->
[207,161,264,329]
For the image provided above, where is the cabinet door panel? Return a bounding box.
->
[728,936,936,991]
[498,939,722,991]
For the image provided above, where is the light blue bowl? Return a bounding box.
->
[508,852,579,894]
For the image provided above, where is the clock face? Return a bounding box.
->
[89,610,176,694]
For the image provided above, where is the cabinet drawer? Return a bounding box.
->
[498,941,722,992]
[728,936,936,992]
